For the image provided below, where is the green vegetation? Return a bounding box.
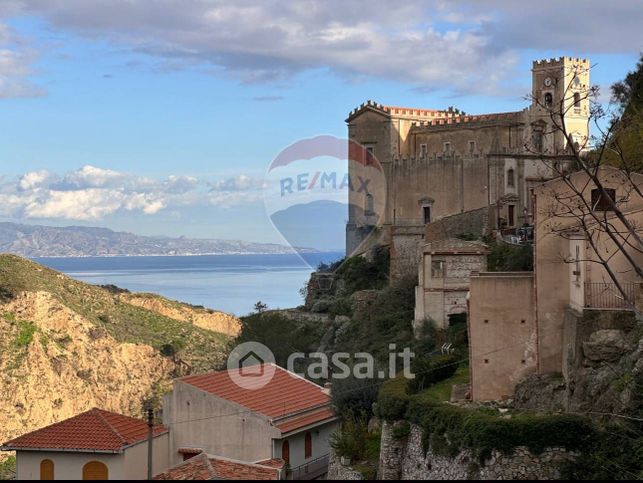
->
[407,353,460,394]
[330,416,380,478]
[0,254,230,371]
[486,240,533,272]
[0,457,15,480]
[12,320,37,349]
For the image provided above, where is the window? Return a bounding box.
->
[431,260,445,278]
[423,206,432,224]
[305,432,313,459]
[365,193,374,214]
[591,188,616,211]
[443,142,451,154]
[82,461,108,481]
[507,169,515,188]
[574,92,581,111]
[468,141,476,154]
[544,92,553,108]
[508,205,515,227]
[574,245,581,282]
[420,143,427,157]
[532,130,543,152]
[281,440,290,465]
[40,459,54,480]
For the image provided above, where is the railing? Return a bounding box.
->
[584,282,637,310]
[286,454,330,480]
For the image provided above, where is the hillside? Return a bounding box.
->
[0,254,239,448]
[0,222,306,257]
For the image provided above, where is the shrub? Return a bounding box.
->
[331,374,382,420]
[407,354,460,394]
[376,373,411,421]
[330,416,370,460]
[487,241,533,272]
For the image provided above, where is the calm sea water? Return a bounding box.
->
[36,252,344,317]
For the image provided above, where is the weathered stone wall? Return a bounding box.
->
[390,225,425,281]
[425,206,491,242]
[379,421,577,480]
[514,308,642,417]
[327,450,364,480]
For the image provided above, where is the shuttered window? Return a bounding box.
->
[40,459,54,480]
[305,432,313,459]
[82,461,109,480]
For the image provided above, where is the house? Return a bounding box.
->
[163,363,339,480]
[346,57,591,279]
[153,453,284,480]
[1,408,170,480]
[467,168,643,401]
[414,238,489,330]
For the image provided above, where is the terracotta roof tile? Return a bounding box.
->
[274,407,337,434]
[2,408,167,453]
[180,364,331,419]
[154,454,281,481]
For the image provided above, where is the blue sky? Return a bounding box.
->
[0,1,641,246]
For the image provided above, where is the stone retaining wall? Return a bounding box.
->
[380,421,577,480]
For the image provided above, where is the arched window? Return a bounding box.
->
[544,93,553,108]
[305,432,313,459]
[573,92,581,107]
[40,459,54,480]
[281,440,290,466]
[82,461,108,481]
[507,169,515,188]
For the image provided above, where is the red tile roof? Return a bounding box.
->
[274,407,337,434]
[180,364,331,418]
[179,364,336,434]
[154,454,281,480]
[2,408,167,453]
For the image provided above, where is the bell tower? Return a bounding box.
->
[530,57,591,154]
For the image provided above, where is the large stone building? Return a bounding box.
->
[346,57,591,279]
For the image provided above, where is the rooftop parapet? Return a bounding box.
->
[533,56,590,67]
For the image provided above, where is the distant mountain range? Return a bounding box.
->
[0,222,312,257]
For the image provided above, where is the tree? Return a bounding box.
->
[253,300,268,314]
[525,58,642,314]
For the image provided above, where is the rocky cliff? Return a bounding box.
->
[0,254,239,447]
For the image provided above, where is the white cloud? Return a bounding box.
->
[0,165,261,221]
[18,170,57,191]
[3,1,642,94]
[0,21,43,98]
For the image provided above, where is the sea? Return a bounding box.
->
[35,252,344,317]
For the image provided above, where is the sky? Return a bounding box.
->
[0,0,642,246]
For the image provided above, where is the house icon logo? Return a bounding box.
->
[227,342,276,390]
[239,351,265,377]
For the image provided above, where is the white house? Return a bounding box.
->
[163,363,339,480]
[1,408,170,480]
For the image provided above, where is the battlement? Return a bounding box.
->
[410,111,522,129]
[347,100,465,120]
[533,56,590,68]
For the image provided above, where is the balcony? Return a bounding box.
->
[584,282,638,310]
[286,454,330,480]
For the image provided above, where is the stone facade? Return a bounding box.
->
[414,239,489,330]
[380,421,577,480]
[346,57,591,278]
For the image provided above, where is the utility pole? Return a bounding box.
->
[147,407,154,480]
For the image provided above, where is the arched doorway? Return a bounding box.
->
[82,461,108,480]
